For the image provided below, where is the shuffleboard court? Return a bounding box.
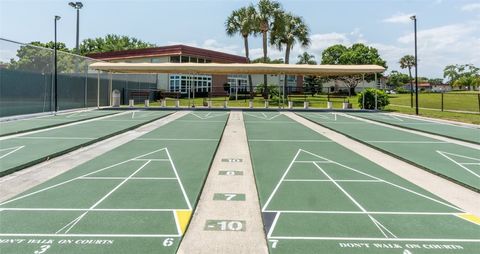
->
[299,112,480,191]
[0,111,228,254]
[244,112,480,254]
[0,110,120,137]
[350,112,480,144]
[0,111,172,176]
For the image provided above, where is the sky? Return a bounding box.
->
[1,0,479,78]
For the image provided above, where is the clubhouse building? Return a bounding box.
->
[87,44,302,95]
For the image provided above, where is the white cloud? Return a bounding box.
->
[461,3,480,11]
[382,13,416,24]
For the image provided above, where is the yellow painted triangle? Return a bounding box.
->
[176,210,192,234]
[457,213,480,225]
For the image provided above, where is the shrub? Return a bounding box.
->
[358,88,389,109]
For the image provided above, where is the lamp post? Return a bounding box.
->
[68,2,83,53]
[54,15,61,113]
[410,15,419,115]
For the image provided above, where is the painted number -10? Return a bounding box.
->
[218,221,243,231]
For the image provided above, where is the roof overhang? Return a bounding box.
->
[89,62,385,76]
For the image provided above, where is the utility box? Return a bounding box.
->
[112,90,121,107]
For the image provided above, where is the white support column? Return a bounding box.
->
[362,74,365,109]
[108,72,113,106]
[97,71,100,109]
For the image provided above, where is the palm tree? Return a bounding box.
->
[296,52,317,65]
[271,12,310,98]
[399,55,415,107]
[256,0,282,97]
[226,5,257,96]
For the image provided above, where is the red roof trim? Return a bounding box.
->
[86,44,247,63]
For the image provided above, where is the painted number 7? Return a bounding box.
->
[269,239,278,248]
[224,194,236,200]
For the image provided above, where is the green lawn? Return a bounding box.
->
[388,92,479,112]
[385,105,480,125]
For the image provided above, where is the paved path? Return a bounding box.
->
[178,111,268,254]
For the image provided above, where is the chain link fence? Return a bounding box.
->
[0,38,157,117]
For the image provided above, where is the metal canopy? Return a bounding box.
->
[89,62,385,76]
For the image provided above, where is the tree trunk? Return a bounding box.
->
[283,45,291,99]
[262,30,268,99]
[243,36,254,98]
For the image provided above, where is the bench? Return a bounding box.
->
[203,92,229,108]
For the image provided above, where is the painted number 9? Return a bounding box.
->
[163,238,174,247]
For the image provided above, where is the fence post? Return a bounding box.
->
[97,71,100,109]
[478,93,480,113]
[441,92,444,112]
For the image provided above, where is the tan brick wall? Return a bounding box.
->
[212,75,228,93]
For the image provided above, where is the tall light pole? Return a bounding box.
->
[68,2,83,53]
[410,15,419,115]
[54,15,61,113]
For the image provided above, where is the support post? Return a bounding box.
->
[362,74,365,109]
[108,72,112,106]
[441,92,444,112]
[97,71,100,109]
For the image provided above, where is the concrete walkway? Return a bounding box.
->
[0,111,188,202]
[178,111,268,254]
[284,112,480,216]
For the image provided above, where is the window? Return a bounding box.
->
[190,57,198,63]
[227,74,249,93]
[181,56,189,63]
[170,56,180,63]
[168,74,212,94]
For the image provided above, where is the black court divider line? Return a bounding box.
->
[352,112,480,145]
[174,112,230,253]
[296,113,480,194]
[0,112,174,178]
[0,111,122,138]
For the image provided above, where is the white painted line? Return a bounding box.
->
[244,112,282,121]
[0,146,24,159]
[263,210,460,215]
[0,233,181,238]
[314,162,395,238]
[267,212,280,238]
[0,208,189,212]
[0,148,170,206]
[57,160,153,234]
[173,210,182,236]
[249,139,332,142]
[165,148,192,210]
[132,159,169,161]
[262,149,302,212]
[437,151,480,178]
[298,149,463,212]
[283,179,381,182]
[0,110,135,141]
[15,136,95,140]
[136,138,218,141]
[268,236,480,242]
[79,177,177,180]
[365,141,448,144]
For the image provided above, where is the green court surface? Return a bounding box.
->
[351,112,480,144]
[244,112,480,254]
[0,110,120,137]
[0,111,172,176]
[299,112,480,191]
[0,111,228,254]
